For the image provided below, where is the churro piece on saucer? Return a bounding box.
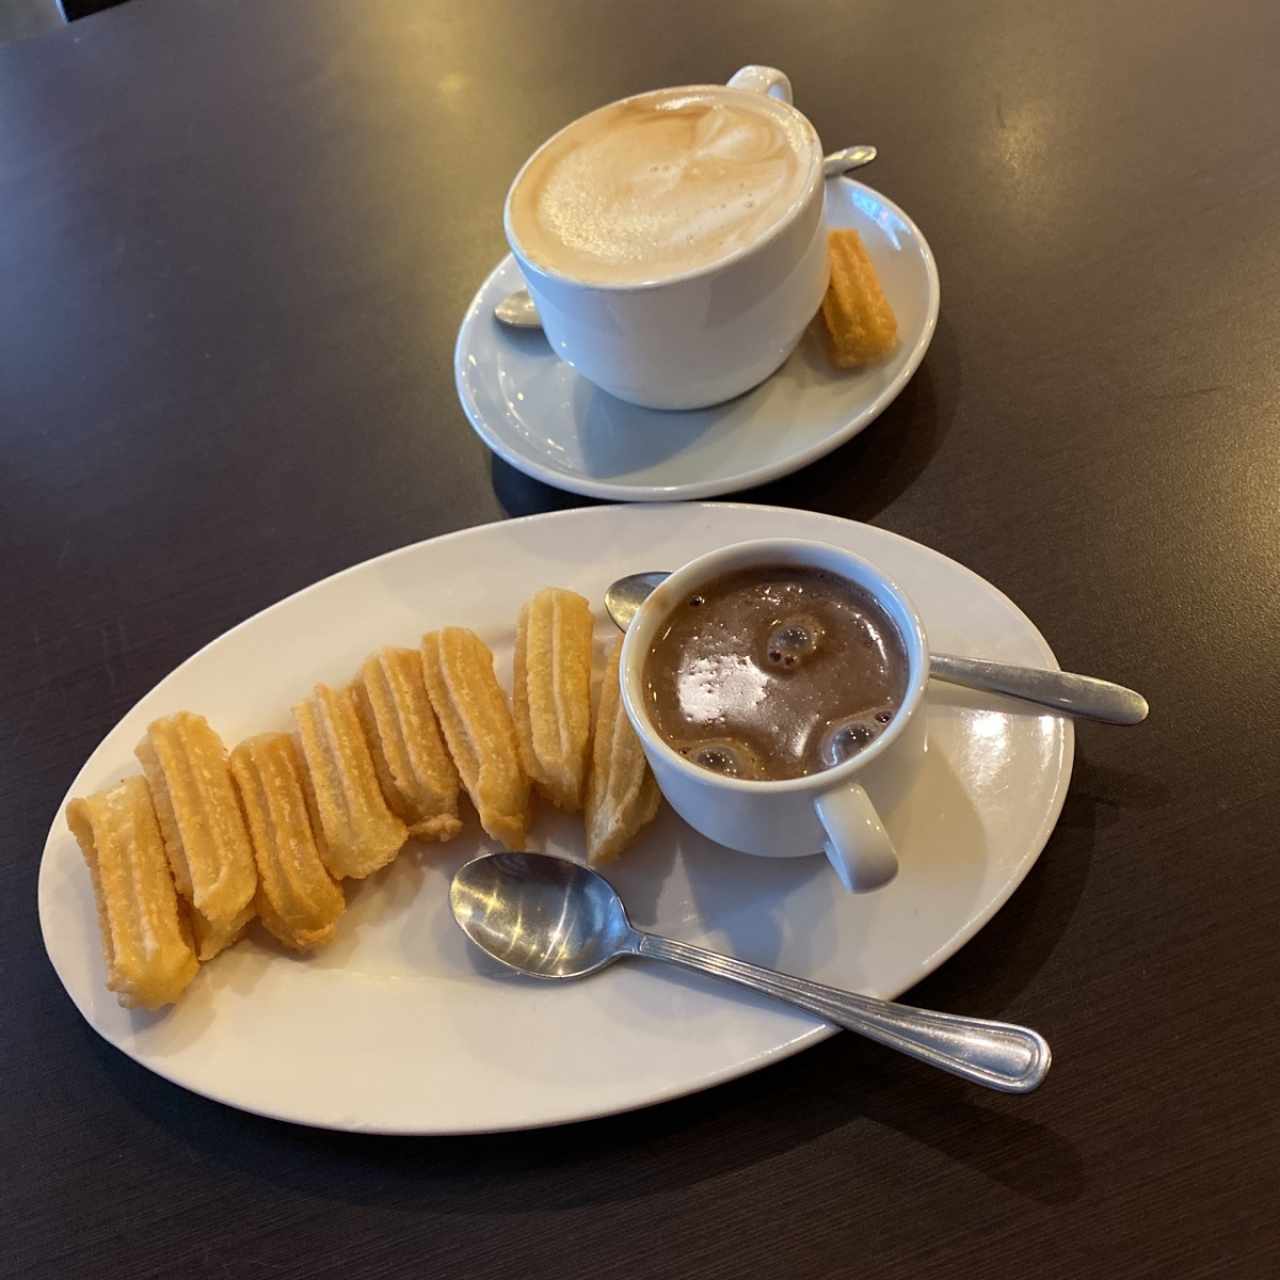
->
[66,776,199,1008]
[513,588,593,812]
[585,639,661,864]
[136,712,257,960]
[230,733,345,950]
[293,683,407,879]
[421,627,530,849]
[819,228,898,367]
[351,648,462,842]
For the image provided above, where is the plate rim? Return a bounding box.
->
[38,503,1071,1134]
[453,179,941,502]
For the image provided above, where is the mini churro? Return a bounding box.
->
[421,627,530,849]
[513,588,594,812]
[66,776,199,1008]
[135,712,257,960]
[293,683,407,879]
[351,648,462,842]
[230,733,345,950]
[585,639,661,863]
[819,228,897,367]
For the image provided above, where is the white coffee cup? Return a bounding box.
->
[619,539,930,892]
[503,66,829,411]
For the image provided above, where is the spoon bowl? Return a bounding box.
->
[604,571,668,628]
[451,851,635,979]
[493,290,542,329]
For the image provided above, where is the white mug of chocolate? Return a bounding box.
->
[619,539,930,891]
[503,66,829,410]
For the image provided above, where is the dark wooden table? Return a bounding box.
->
[4,1,1278,1275]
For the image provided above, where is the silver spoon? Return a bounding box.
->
[605,571,1149,726]
[493,289,543,329]
[822,144,878,177]
[494,145,879,329]
[451,851,1051,1093]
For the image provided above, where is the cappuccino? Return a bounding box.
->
[508,87,818,286]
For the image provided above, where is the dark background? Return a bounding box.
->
[2,1,1278,1276]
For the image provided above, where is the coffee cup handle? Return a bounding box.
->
[813,783,899,893]
[727,65,794,105]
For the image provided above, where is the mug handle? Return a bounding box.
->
[726,65,794,104]
[813,782,899,892]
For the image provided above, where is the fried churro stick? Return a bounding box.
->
[293,683,407,879]
[136,712,257,960]
[421,627,530,849]
[230,733,345,950]
[585,639,661,863]
[513,588,594,812]
[351,648,462,842]
[819,228,898,368]
[67,776,199,1008]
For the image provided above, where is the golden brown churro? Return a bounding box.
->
[66,776,199,1008]
[230,733,345,950]
[585,639,661,863]
[135,712,257,960]
[293,683,407,879]
[421,627,530,849]
[351,648,462,842]
[819,229,898,368]
[513,588,594,812]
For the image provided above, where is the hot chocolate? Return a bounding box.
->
[643,566,908,781]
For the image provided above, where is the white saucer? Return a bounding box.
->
[40,504,1069,1135]
[455,181,940,501]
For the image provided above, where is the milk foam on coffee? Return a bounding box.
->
[508,88,817,285]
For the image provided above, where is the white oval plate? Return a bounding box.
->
[39,504,1069,1134]
[454,180,939,501]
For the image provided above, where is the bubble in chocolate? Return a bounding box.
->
[682,738,764,779]
[817,716,883,769]
[764,613,824,670]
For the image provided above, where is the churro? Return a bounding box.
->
[351,648,462,841]
[136,712,257,960]
[819,228,898,367]
[230,733,345,950]
[66,776,199,1008]
[513,588,593,812]
[294,683,407,879]
[585,639,661,863]
[421,627,530,849]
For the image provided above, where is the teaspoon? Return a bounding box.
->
[451,851,1051,1093]
[605,571,1149,726]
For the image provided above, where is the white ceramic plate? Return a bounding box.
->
[454,181,939,501]
[39,504,1070,1134]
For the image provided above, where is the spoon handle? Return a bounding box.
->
[929,653,1148,725]
[822,144,877,177]
[633,933,1050,1093]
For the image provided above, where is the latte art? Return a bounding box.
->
[508,88,818,284]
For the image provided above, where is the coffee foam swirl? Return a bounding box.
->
[509,89,817,285]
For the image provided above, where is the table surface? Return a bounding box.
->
[3,1,1278,1276]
